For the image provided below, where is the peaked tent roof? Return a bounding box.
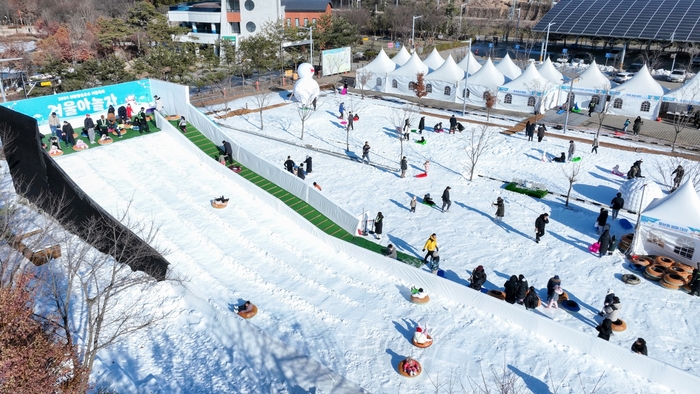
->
[495,54,522,80]
[573,60,612,90]
[388,51,429,77]
[359,48,397,75]
[537,58,564,84]
[662,72,700,105]
[642,181,700,230]
[466,58,505,88]
[391,46,411,66]
[610,65,667,96]
[457,52,482,74]
[422,48,445,71]
[501,63,554,92]
[425,55,465,82]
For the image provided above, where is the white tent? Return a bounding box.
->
[608,65,667,120]
[561,61,613,112]
[537,58,565,106]
[422,48,445,71]
[630,181,700,268]
[496,63,558,114]
[495,54,522,81]
[354,49,397,91]
[457,51,482,75]
[461,58,504,106]
[385,51,429,95]
[391,46,411,66]
[424,55,464,102]
[661,72,700,113]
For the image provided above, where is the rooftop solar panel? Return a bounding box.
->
[533,0,700,42]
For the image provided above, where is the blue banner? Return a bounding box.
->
[0,80,152,126]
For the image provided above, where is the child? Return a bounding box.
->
[546,286,563,309]
[178,116,187,133]
[410,196,417,213]
[313,182,322,191]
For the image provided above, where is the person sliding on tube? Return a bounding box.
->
[413,326,432,345]
[214,196,229,204]
[403,357,420,376]
[234,301,253,313]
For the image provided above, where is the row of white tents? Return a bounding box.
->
[355,47,700,120]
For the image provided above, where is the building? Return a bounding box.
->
[168,0,331,47]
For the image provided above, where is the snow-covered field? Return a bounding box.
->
[45,90,700,393]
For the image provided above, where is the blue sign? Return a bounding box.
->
[395,42,401,48]
[562,48,568,54]
[488,43,494,48]
[605,53,613,59]
[515,44,520,50]
[0,80,152,126]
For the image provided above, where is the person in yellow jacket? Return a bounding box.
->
[422,233,438,263]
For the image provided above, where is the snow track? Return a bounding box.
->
[56,133,678,393]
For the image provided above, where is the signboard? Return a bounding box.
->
[321,47,352,77]
[605,53,613,58]
[388,42,394,48]
[562,48,568,54]
[362,37,369,41]
[488,43,494,48]
[0,80,152,126]
[515,44,520,50]
[395,42,401,49]
[222,35,237,43]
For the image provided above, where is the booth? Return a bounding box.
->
[608,65,667,120]
[354,49,397,92]
[424,55,465,102]
[460,58,505,107]
[385,52,429,96]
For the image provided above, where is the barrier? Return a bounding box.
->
[156,112,699,393]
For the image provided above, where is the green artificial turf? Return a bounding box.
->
[504,182,549,199]
[43,119,159,156]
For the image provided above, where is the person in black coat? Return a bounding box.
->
[610,192,625,220]
[516,274,528,304]
[504,275,519,304]
[469,265,487,290]
[374,212,383,240]
[62,121,76,148]
[441,186,451,212]
[598,228,612,257]
[305,156,312,173]
[596,208,609,234]
[537,124,546,142]
[222,140,233,163]
[631,338,648,355]
[418,116,425,134]
[297,164,306,180]
[546,275,561,301]
[535,213,549,243]
[598,289,616,316]
[117,105,127,123]
[449,115,457,132]
[523,286,540,310]
[596,318,613,341]
[284,156,295,173]
[689,267,700,296]
[633,159,643,177]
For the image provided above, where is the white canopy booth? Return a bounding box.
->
[354,49,397,92]
[457,51,482,75]
[607,65,667,120]
[424,55,464,102]
[391,46,411,66]
[538,58,565,106]
[496,63,559,114]
[495,54,522,81]
[560,61,613,112]
[661,72,700,115]
[630,181,700,269]
[385,52,429,96]
[422,48,445,71]
[460,58,504,106]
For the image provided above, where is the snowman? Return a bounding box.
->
[292,63,320,108]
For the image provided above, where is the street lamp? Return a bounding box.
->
[412,15,422,52]
[562,75,580,134]
[540,22,555,62]
[461,38,472,116]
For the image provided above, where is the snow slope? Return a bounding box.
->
[48,91,700,393]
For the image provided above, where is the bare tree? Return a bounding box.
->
[466,356,527,394]
[387,104,419,159]
[667,85,700,152]
[355,69,374,99]
[40,202,179,372]
[484,88,499,122]
[562,161,583,207]
[250,89,276,130]
[296,103,317,140]
[652,157,700,192]
[464,125,494,181]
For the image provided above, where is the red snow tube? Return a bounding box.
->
[237,305,258,319]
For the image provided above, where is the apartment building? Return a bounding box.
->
[168,0,331,46]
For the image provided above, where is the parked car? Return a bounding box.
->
[667,69,687,82]
[613,72,635,83]
[692,56,700,65]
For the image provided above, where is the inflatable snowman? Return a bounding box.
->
[292,63,319,107]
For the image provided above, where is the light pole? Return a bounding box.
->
[412,15,422,52]
[540,22,555,62]
[562,76,580,134]
[462,38,472,116]
[309,26,313,65]
[459,4,468,34]
[515,8,521,44]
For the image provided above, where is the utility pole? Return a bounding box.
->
[462,39,472,116]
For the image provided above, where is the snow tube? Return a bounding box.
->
[415,173,428,178]
[413,334,433,348]
[487,290,506,300]
[571,157,581,162]
[479,287,489,294]
[73,144,88,151]
[663,273,685,286]
[558,291,569,302]
[681,284,692,294]
[415,140,427,145]
[398,359,422,378]
[629,263,645,272]
[630,256,652,267]
[98,137,113,145]
[621,274,641,285]
[643,264,665,280]
[659,280,680,290]
[48,150,64,157]
[237,305,258,319]
[229,165,242,173]
[611,319,627,332]
[672,263,695,274]
[655,256,675,267]
[668,266,691,280]
[165,115,180,121]
[561,299,580,312]
[436,269,445,277]
[619,219,633,230]
[410,294,430,304]
[614,131,626,136]
[211,200,229,209]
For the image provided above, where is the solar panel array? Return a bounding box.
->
[533,0,700,42]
